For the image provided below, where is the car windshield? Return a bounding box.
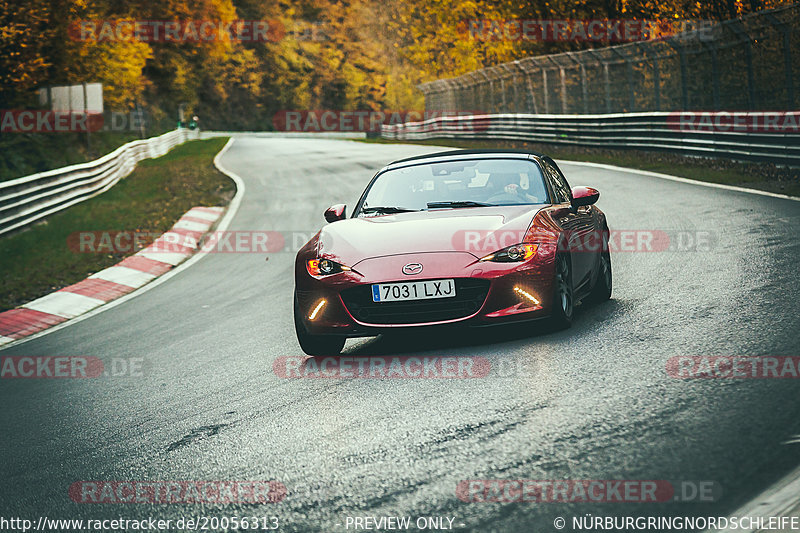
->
[358,158,550,215]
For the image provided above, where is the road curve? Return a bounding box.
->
[1,137,799,532]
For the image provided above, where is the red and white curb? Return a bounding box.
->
[0,206,224,346]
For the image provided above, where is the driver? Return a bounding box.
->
[487,172,540,203]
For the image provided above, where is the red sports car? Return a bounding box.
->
[294,149,612,355]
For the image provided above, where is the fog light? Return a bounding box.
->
[514,286,540,305]
[308,299,327,320]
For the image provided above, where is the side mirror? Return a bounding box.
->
[570,186,599,208]
[324,204,346,223]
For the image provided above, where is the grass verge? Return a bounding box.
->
[0,137,234,312]
[361,137,800,198]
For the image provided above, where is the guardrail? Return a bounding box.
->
[380,112,800,166]
[0,128,198,237]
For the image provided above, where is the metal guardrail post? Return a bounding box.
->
[505,64,520,112]
[517,61,538,114]
[542,68,550,114]
[565,52,588,114]
[497,69,507,111]
[666,40,690,110]
[651,51,662,111]
[479,71,493,113]
[728,20,757,109]
[586,49,611,113]
[700,41,721,110]
[765,13,795,109]
[610,48,635,112]
[465,73,477,112]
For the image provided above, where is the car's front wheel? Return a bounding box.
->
[549,253,573,330]
[293,294,345,356]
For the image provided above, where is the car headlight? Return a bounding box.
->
[479,243,538,262]
[307,258,352,276]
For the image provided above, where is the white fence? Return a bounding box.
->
[0,129,198,236]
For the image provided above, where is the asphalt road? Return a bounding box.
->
[1,137,800,532]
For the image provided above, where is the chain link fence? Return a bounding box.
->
[420,4,798,114]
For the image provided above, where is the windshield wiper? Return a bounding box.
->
[426,201,495,209]
[361,206,418,214]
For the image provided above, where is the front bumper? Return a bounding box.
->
[295,251,557,338]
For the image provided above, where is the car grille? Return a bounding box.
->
[340,279,490,325]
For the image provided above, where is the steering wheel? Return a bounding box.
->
[487,192,521,203]
[488,184,526,204]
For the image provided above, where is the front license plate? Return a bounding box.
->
[372,279,456,303]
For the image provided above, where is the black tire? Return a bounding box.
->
[588,249,612,304]
[549,253,574,330]
[293,294,345,356]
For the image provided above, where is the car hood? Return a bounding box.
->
[318,205,544,266]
